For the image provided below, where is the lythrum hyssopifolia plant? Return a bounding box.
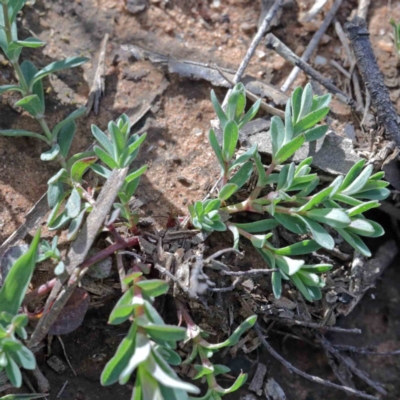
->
[190,83,389,302]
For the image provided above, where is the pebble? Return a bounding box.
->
[343,123,356,141]
[314,55,327,66]
[256,50,267,61]
[47,356,66,375]
[177,176,192,186]
[125,0,147,14]
[158,139,166,149]
[191,127,203,137]
[240,22,257,33]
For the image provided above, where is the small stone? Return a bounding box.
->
[172,156,182,164]
[47,356,67,375]
[343,123,356,140]
[125,0,148,14]
[182,198,188,205]
[191,127,203,137]
[240,22,257,33]
[158,139,166,149]
[256,50,267,61]
[314,55,327,65]
[177,176,192,186]
[295,44,305,56]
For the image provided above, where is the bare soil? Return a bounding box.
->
[1,0,400,399]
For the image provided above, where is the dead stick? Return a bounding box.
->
[28,168,128,349]
[222,0,283,106]
[254,323,379,400]
[345,16,400,146]
[334,20,364,110]
[265,33,359,110]
[319,335,387,395]
[335,344,400,356]
[357,0,371,20]
[86,33,109,116]
[281,0,343,92]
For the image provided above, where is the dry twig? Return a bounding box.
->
[86,33,109,116]
[222,0,284,105]
[281,0,343,92]
[265,33,358,109]
[254,323,379,400]
[346,16,400,145]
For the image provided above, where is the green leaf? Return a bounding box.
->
[294,107,329,135]
[301,264,332,273]
[290,273,313,302]
[120,133,147,167]
[229,161,253,191]
[94,146,118,169]
[297,270,322,287]
[341,164,373,195]
[144,324,187,342]
[101,324,137,385]
[52,107,85,143]
[298,83,313,121]
[20,60,44,110]
[271,271,282,298]
[91,125,113,155]
[0,394,47,399]
[5,355,22,388]
[284,99,293,143]
[295,215,334,249]
[274,213,306,234]
[365,219,384,237]
[119,332,151,384]
[125,165,148,183]
[7,0,28,26]
[336,228,371,257]
[47,210,71,231]
[273,134,305,164]
[0,84,23,94]
[347,201,380,217]
[276,256,304,275]
[218,372,247,394]
[54,261,65,275]
[108,121,124,159]
[65,187,81,219]
[250,233,272,248]
[40,144,60,161]
[305,208,351,229]
[291,87,303,123]
[347,219,375,236]
[218,183,238,201]
[206,315,257,349]
[238,99,261,129]
[0,230,40,316]
[274,240,321,256]
[352,188,390,200]
[15,94,43,117]
[340,160,366,191]
[71,156,98,183]
[91,164,111,179]
[304,125,328,142]
[203,199,221,213]
[229,144,257,170]
[270,116,285,156]
[9,345,36,370]
[47,181,64,208]
[0,129,49,143]
[108,288,136,325]
[209,129,225,169]
[7,37,45,52]
[234,219,279,233]
[297,187,333,212]
[222,120,239,161]
[30,57,89,89]
[211,90,227,127]
[136,280,169,297]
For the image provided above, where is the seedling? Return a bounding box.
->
[190,83,388,301]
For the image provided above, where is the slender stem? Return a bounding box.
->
[36,117,53,142]
[2,3,29,92]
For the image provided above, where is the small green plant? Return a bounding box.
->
[390,19,400,60]
[0,231,40,388]
[0,1,88,169]
[190,83,389,301]
[101,269,200,399]
[183,311,256,400]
